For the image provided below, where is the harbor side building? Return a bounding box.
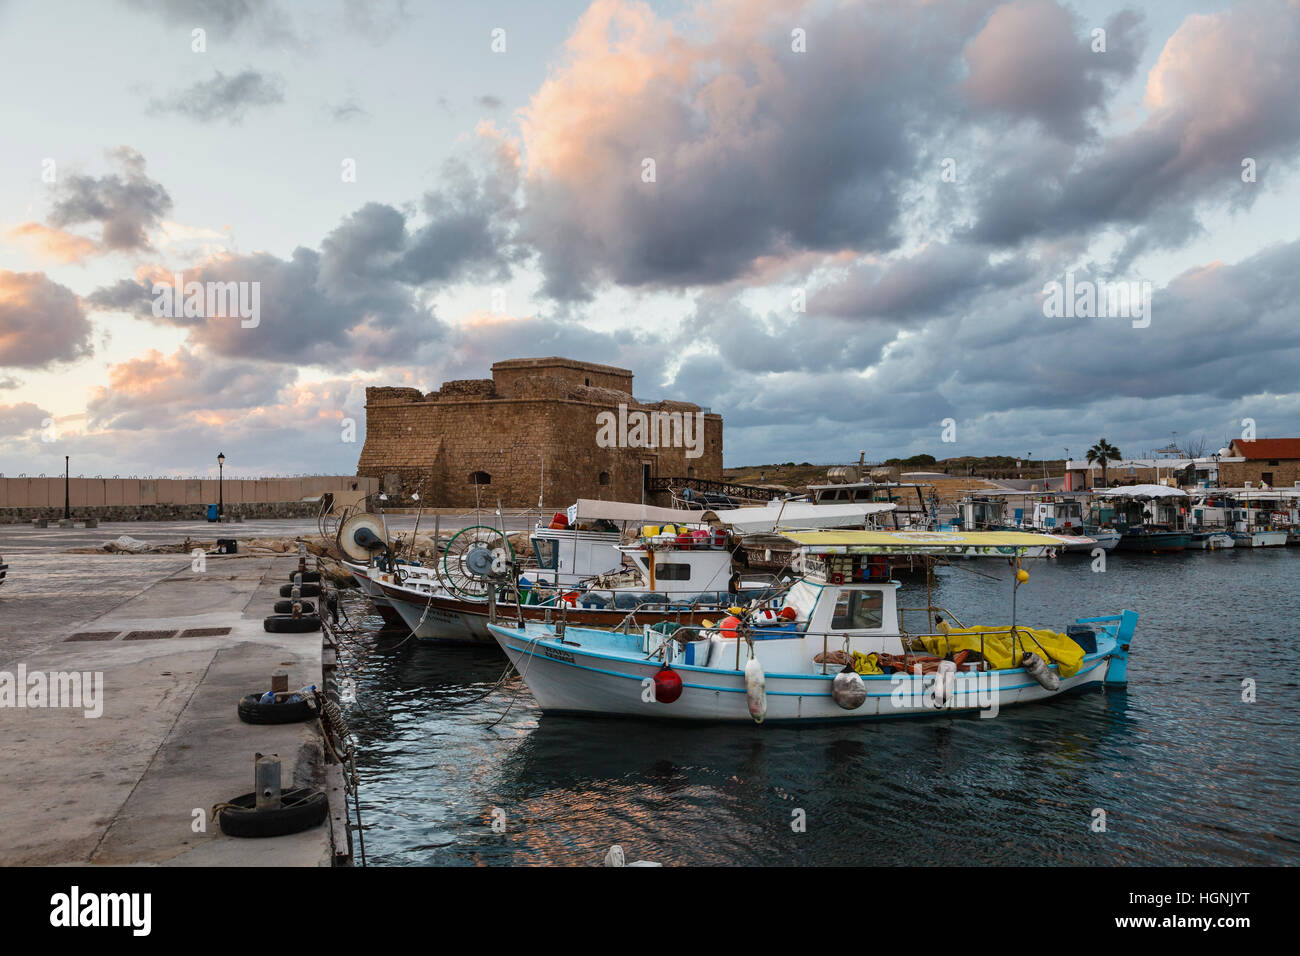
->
[357,357,723,507]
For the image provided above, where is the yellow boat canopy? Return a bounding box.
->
[782,529,1065,555]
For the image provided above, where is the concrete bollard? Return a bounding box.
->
[32,518,48,528]
[57,518,73,528]
[82,518,98,529]
[254,753,282,810]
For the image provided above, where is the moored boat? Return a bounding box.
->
[487,530,1137,723]
[1192,487,1296,548]
[1231,529,1289,548]
[1188,531,1235,550]
[1093,485,1191,553]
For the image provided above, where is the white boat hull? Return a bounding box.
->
[386,587,495,642]
[1189,532,1235,550]
[1232,530,1288,547]
[1086,530,1121,551]
[488,621,1129,723]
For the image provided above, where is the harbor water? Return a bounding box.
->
[339,547,1300,866]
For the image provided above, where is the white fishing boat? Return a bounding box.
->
[369,498,872,642]
[956,491,1118,553]
[1192,488,1295,548]
[486,530,1137,723]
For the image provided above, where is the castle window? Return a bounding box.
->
[598,471,610,486]
[469,471,491,485]
[585,378,590,386]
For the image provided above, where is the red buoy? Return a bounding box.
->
[719,615,742,639]
[653,665,683,703]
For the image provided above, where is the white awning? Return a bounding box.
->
[1091,484,1188,499]
[710,500,895,533]
[568,499,710,525]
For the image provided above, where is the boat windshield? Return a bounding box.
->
[830,588,884,630]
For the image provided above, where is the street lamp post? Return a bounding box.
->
[64,456,70,520]
[217,452,225,519]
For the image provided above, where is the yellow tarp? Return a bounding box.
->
[918,626,1086,678]
[851,651,883,675]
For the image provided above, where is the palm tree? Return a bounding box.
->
[1086,439,1122,488]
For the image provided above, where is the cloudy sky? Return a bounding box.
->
[1,0,1298,480]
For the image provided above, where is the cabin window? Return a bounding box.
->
[469,471,491,485]
[831,589,884,629]
[533,539,558,569]
[652,562,691,581]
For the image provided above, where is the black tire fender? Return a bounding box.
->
[217,788,329,838]
[263,614,322,633]
[272,599,316,615]
[278,583,321,598]
[236,692,316,725]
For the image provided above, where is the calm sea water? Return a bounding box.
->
[339,548,1300,866]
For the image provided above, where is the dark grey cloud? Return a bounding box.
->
[634,229,1299,466]
[342,0,408,43]
[148,70,285,123]
[518,0,992,300]
[122,0,296,45]
[86,347,296,430]
[0,402,50,438]
[0,270,94,368]
[961,3,1145,141]
[812,243,1037,322]
[329,100,368,122]
[47,147,171,252]
[477,95,503,110]
[967,0,1300,255]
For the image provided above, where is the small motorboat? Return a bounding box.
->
[1188,531,1235,550]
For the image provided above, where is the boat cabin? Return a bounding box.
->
[807,481,934,527]
[529,524,623,587]
[670,549,909,675]
[1030,496,1086,533]
[957,496,1008,531]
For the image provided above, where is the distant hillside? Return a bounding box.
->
[724,455,1066,490]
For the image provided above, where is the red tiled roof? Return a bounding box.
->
[1231,439,1300,459]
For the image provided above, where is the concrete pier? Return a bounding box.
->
[0,522,352,865]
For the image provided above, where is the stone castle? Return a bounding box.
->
[357,357,724,507]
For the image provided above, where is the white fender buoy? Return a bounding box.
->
[745,657,767,724]
[604,844,662,867]
[831,665,867,710]
[1022,652,1060,690]
[933,659,956,708]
